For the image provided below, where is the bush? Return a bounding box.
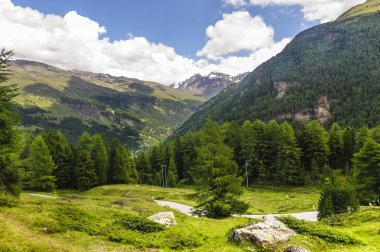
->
[0,194,18,207]
[54,205,103,235]
[117,215,164,233]
[278,216,361,244]
[318,182,359,220]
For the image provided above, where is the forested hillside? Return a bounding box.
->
[173,12,380,137]
[8,60,205,149]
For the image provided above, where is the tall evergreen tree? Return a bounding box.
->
[28,135,56,191]
[300,120,330,175]
[108,139,130,184]
[0,49,21,196]
[342,126,356,172]
[75,132,97,190]
[191,120,248,218]
[174,136,185,180]
[328,123,343,169]
[91,134,109,185]
[42,131,74,188]
[136,152,152,184]
[355,127,369,152]
[353,137,380,205]
[276,122,303,186]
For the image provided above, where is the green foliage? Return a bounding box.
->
[0,49,21,196]
[42,131,74,189]
[108,139,130,184]
[75,132,97,190]
[278,216,361,244]
[328,123,343,169]
[27,135,56,191]
[54,205,103,235]
[116,215,164,233]
[191,120,248,218]
[91,134,109,185]
[0,193,18,207]
[318,181,359,220]
[353,137,380,204]
[174,13,380,137]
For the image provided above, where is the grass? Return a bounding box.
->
[338,0,380,21]
[0,184,379,251]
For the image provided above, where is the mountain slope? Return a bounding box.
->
[173,11,380,137]
[8,60,206,149]
[170,72,248,98]
[337,0,380,21]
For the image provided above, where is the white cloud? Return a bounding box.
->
[0,0,291,84]
[197,11,275,59]
[225,0,366,23]
[206,37,291,75]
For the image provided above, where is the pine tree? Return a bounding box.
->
[28,135,56,191]
[342,126,356,172]
[108,139,129,184]
[239,121,255,178]
[167,146,178,186]
[300,121,330,177]
[276,122,303,185]
[0,49,21,196]
[191,120,248,218]
[42,131,74,188]
[328,123,343,169]
[317,191,334,220]
[91,134,109,185]
[75,132,97,190]
[353,137,380,204]
[174,136,185,180]
[355,127,369,152]
[263,120,282,181]
[136,152,152,184]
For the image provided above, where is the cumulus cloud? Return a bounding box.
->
[224,0,366,23]
[0,0,291,84]
[197,11,275,59]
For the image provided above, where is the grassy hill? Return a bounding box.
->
[337,0,380,21]
[172,10,380,137]
[7,60,206,149]
[0,184,379,251]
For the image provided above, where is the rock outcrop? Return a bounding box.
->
[229,218,296,248]
[148,212,177,226]
[283,246,310,252]
[316,96,330,124]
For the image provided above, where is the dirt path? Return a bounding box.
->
[28,193,58,199]
[154,200,318,221]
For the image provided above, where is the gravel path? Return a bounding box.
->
[28,193,58,199]
[154,200,318,221]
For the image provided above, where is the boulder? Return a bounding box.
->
[284,246,310,252]
[229,218,296,248]
[148,212,177,226]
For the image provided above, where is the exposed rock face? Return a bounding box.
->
[284,246,310,252]
[316,96,330,124]
[229,218,296,248]
[274,81,301,99]
[148,212,177,226]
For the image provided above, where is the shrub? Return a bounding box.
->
[0,194,18,207]
[54,205,103,235]
[117,215,164,233]
[318,182,359,220]
[278,216,361,244]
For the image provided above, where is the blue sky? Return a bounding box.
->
[11,0,313,56]
[1,0,364,83]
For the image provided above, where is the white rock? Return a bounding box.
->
[229,218,296,248]
[148,212,177,226]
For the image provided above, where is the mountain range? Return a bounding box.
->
[173,0,380,138]
[8,60,206,149]
[170,72,248,98]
